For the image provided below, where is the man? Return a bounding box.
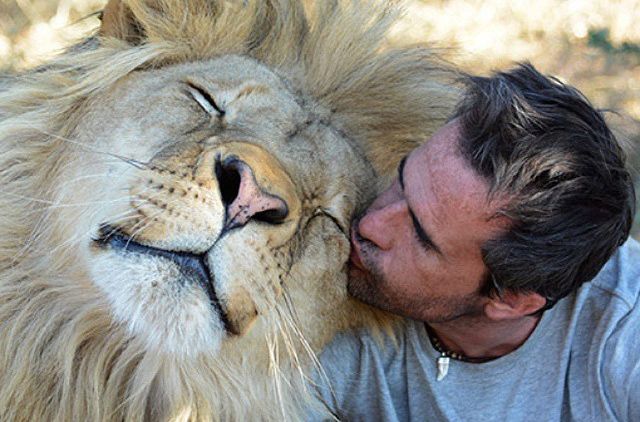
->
[314,63,639,421]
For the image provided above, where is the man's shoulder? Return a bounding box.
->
[568,237,640,359]
[588,237,640,308]
[568,238,640,420]
[580,237,640,353]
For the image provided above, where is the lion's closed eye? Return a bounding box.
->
[185,81,225,117]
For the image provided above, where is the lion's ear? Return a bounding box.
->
[100,0,146,44]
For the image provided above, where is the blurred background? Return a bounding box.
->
[1,0,638,237]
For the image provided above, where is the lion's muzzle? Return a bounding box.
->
[94,224,234,333]
[90,140,303,348]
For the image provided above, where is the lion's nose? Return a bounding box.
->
[216,157,289,231]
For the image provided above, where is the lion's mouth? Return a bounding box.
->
[94,224,232,332]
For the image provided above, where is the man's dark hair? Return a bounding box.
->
[453,62,636,306]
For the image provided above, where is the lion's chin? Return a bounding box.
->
[88,240,229,357]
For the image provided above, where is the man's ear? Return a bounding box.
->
[484,290,547,320]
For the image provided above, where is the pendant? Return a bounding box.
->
[436,355,450,381]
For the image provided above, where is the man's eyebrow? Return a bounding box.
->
[398,155,442,255]
[398,156,407,190]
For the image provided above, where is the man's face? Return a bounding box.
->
[349,121,505,323]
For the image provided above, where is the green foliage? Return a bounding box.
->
[588,28,640,57]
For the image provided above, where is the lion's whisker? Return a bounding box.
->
[121,194,191,248]
[0,190,142,210]
[26,126,152,171]
[48,212,142,254]
[266,327,290,421]
[279,290,338,405]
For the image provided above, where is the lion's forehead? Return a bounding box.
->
[106,55,305,126]
[86,55,332,169]
[76,53,370,206]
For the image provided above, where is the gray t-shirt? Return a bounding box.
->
[312,239,640,421]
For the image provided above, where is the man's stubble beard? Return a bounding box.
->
[347,238,484,324]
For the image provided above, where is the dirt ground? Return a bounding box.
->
[1,0,639,237]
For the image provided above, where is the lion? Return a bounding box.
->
[0,0,457,420]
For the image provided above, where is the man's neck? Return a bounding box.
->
[427,314,542,360]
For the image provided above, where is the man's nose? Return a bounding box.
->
[357,196,406,251]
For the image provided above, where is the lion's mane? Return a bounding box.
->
[0,1,457,420]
